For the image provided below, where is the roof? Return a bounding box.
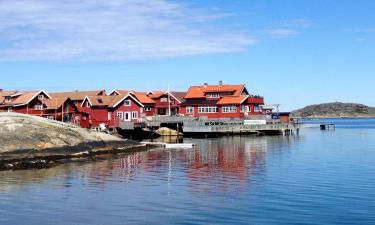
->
[109,90,130,96]
[170,91,186,103]
[45,98,74,110]
[84,95,120,107]
[83,94,144,108]
[184,84,246,99]
[132,92,155,104]
[148,91,165,99]
[0,90,20,103]
[216,96,248,105]
[11,91,50,105]
[49,90,105,101]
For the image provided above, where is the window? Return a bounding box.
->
[5,96,11,103]
[117,112,123,120]
[132,111,138,119]
[198,106,218,113]
[85,101,90,107]
[7,107,12,112]
[34,104,43,110]
[186,106,194,114]
[108,112,112,120]
[124,100,131,106]
[206,93,220,98]
[144,107,152,111]
[160,97,168,102]
[38,94,44,100]
[240,105,250,113]
[254,105,261,112]
[222,105,237,113]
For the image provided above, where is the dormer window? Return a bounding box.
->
[5,96,11,102]
[206,93,220,98]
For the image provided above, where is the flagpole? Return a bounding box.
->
[168,84,171,116]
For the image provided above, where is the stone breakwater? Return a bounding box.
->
[0,113,147,170]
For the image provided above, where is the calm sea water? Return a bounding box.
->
[1,119,375,225]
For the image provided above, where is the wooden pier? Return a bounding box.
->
[320,123,335,130]
[118,116,301,137]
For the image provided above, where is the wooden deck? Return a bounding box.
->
[119,116,301,136]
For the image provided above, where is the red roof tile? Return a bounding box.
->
[216,96,249,105]
[185,84,246,99]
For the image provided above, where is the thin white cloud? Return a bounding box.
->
[0,0,256,61]
[264,28,298,38]
[263,19,311,39]
[284,19,313,28]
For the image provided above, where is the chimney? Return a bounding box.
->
[204,82,208,86]
[219,80,223,86]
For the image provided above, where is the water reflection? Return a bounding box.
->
[0,136,295,195]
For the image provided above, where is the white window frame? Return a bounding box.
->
[116,112,123,120]
[160,97,168,102]
[222,105,237,113]
[206,93,220,98]
[240,105,250,113]
[198,106,218,113]
[7,107,12,112]
[144,107,152,111]
[38,94,44,100]
[34,104,43,110]
[124,100,131,106]
[186,106,194,114]
[132,111,138,119]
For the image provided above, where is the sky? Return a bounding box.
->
[0,0,374,111]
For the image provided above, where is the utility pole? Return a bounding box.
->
[167,84,171,116]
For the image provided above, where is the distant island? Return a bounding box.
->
[291,102,375,118]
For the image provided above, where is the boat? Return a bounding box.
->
[165,143,194,149]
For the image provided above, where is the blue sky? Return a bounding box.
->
[0,0,374,110]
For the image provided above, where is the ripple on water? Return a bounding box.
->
[1,126,375,224]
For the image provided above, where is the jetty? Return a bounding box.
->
[119,116,301,137]
[320,123,336,130]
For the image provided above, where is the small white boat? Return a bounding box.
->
[165,143,194,149]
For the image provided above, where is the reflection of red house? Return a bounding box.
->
[180,82,265,118]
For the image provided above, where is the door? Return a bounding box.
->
[124,112,131,121]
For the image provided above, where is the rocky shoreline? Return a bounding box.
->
[0,113,150,171]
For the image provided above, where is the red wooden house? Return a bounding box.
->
[49,90,106,107]
[146,91,185,116]
[180,82,265,119]
[109,90,156,117]
[81,93,145,128]
[0,90,87,127]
